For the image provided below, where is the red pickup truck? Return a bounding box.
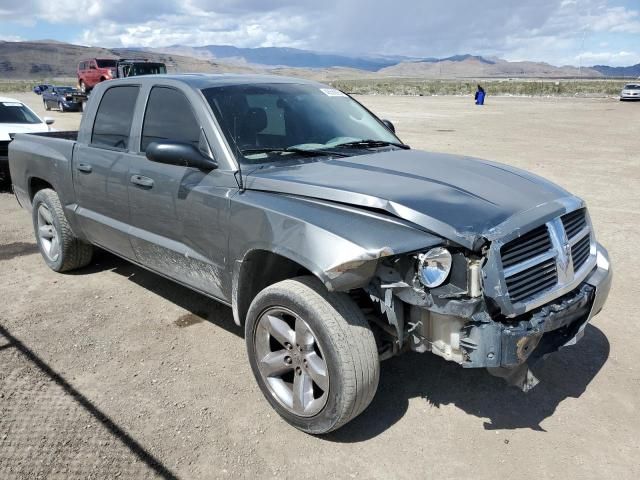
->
[76,58,117,92]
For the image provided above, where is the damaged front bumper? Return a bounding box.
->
[409,244,612,390]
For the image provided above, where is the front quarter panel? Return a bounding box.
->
[229,190,444,291]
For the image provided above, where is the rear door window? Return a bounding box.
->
[91,86,140,150]
[140,87,200,152]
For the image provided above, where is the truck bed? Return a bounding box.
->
[28,130,78,141]
[9,131,79,206]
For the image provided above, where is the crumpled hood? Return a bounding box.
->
[244,149,574,249]
[0,123,49,141]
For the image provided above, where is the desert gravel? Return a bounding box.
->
[1,93,639,479]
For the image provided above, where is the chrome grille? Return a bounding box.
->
[505,258,558,303]
[501,224,557,302]
[501,224,552,269]
[561,209,587,239]
[499,207,595,307]
[562,208,591,272]
[572,235,591,271]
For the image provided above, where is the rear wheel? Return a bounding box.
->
[32,189,93,272]
[246,276,379,434]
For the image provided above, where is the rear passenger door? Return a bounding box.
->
[127,85,235,299]
[73,85,141,258]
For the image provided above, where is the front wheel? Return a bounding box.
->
[31,189,93,272]
[58,101,64,112]
[44,99,50,111]
[245,276,379,434]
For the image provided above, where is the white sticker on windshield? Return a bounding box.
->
[320,88,347,97]
[2,102,23,107]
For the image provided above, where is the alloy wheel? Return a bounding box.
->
[37,204,60,261]
[254,307,329,417]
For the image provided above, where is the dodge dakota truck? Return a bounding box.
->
[9,74,612,434]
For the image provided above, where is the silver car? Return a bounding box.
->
[620,83,640,100]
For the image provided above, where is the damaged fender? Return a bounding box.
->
[228,190,443,325]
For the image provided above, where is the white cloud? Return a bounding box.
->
[0,0,638,66]
[578,50,640,66]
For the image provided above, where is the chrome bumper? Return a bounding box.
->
[487,243,611,390]
[563,243,612,347]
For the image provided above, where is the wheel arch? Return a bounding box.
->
[232,248,322,327]
[29,177,54,201]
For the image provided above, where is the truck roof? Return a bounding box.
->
[101,73,324,90]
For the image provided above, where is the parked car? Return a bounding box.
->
[77,58,167,92]
[77,58,118,92]
[33,84,52,95]
[0,97,54,187]
[620,83,640,100]
[42,86,83,112]
[8,75,612,433]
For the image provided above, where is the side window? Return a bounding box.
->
[91,86,140,150]
[141,87,200,152]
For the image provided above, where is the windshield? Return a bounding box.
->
[0,102,41,124]
[201,83,401,164]
[624,84,640,90]
[56,87,75,93]
[96,59,117,68]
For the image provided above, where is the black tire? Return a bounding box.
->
[44,99,50,111]
[246,276,379,434]
[58,101,64,112]
[31,188,93,272]
[0,174,9,191]
[79,81,85,93]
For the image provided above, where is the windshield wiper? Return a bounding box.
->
[240,147,350,157]
[332,139,410,150]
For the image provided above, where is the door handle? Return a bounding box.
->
[130,174,154,189]
[76,163,92,173]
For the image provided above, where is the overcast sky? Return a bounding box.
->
[0,0,638,66]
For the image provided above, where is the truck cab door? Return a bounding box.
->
[72,85,141,259]
[126,85,235,300]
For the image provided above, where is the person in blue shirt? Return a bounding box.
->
[475,85,486,105]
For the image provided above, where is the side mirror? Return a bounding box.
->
[382,119,396,133]
[146,141,217,171]
[44,117,55,125]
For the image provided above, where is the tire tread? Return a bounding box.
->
[33,189,93,272]
[247,276,379,433]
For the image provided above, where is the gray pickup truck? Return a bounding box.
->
[9,74,612,434]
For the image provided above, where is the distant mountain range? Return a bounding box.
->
[163,45,405,71]
[592,64,640,77]
[150,45,638,78]
[153,45,502,71]
[0,40,637,80]
[0,41,256,79]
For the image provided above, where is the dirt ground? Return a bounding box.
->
[1,92,639,479]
